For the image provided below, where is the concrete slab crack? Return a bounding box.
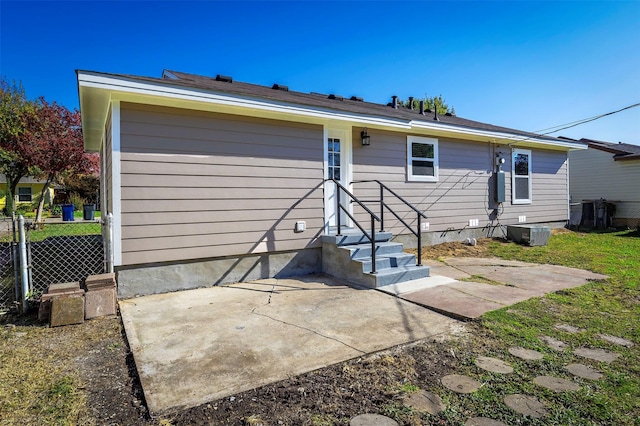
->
[250,307,367,355]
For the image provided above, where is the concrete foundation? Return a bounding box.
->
[393,221,566,248]
[116,248,322,298]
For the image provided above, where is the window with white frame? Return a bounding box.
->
[407,136,439,182]
[17,187,32,202]
[512,148,532,204]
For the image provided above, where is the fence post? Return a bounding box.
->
[18,216,29,313]
[107,213,114,274]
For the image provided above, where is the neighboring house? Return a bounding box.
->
[0,176,55,211]
[567,138,640,228]
[77,69,586,297]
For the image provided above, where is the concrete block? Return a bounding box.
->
[39,288,85,322]
[86,281,116,291]
[85,273,116,289]
[85,288,117,319]
[50,296,85,327]
[48,281,81,294]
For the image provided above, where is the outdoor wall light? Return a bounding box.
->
[361,128,371,146]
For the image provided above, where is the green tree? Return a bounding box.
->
[0,78,37,216]
[400,94,455,115]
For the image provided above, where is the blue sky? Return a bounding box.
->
[2,0,639,144]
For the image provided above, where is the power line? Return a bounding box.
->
[534,102,640,136]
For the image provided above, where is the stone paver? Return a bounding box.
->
[85,287,117,319]
[566,363,603,380]
[351,413,398,426]
[539,335,567,351]
[402,390,445,415]
[50,296,85,327]
[598,334,634,348]
[465,418,508,426]
[474,356,513,374]
[509,346,544,360]
[554,323,583,334]
[574,347,620,363]
[441,374,482,393]
[534,375,581,392]
[504,394,548,418]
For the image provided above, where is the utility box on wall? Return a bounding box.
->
[507,225,551,246]
[495,171,506,203]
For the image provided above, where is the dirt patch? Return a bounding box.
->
[2,310,477,425]
[406,238,496,260]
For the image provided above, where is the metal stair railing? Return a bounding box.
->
[352,180,427,266]
[326,179,381,274]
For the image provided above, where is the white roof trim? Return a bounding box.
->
[410,120,586,149]
[78,72,410,128]
[77,71,587,151]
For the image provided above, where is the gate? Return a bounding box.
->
[0,216,111,312]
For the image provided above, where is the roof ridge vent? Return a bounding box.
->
[328,94,344,101]
[215,74,233,83]
[350,96,363,102]
[272,83,289,91]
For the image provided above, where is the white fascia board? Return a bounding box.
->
[409,120,586,150]
[77,72,410,130]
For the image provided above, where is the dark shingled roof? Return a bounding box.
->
[578,138,640,161]
[95,68,566,144]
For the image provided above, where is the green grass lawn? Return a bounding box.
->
[0,216,102,243]
[440,229,640,425]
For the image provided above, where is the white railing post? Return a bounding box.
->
[18,215,29,313]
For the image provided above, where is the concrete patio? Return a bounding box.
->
[119,258,607,414]
[119,275,461,414]
[379,257,607,320]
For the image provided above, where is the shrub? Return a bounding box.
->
[69,192,86,211]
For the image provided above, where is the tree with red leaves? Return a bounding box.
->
[0,78,37,216]
[25,99,97,222]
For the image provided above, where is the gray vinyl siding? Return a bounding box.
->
[118,103,324,266]
[351,129,568,234]
[569,148,640,219]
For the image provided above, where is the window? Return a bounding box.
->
[18,187,32,202]
[512,149,532,204]
[407,136,439,182]
[327,137,341,181]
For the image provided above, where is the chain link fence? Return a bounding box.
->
[0,216,109,312]
[26,220,105,297]
[0,219,17,311]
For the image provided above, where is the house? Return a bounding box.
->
[567,138,640,228]
[77,69,586,297]
[0,176,55,212]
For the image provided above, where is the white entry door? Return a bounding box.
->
[324,129,351,229]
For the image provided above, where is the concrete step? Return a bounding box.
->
[369,265,431,288]
[342,241,405,259]
[321,231,392,247]
[357,253,418,273]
